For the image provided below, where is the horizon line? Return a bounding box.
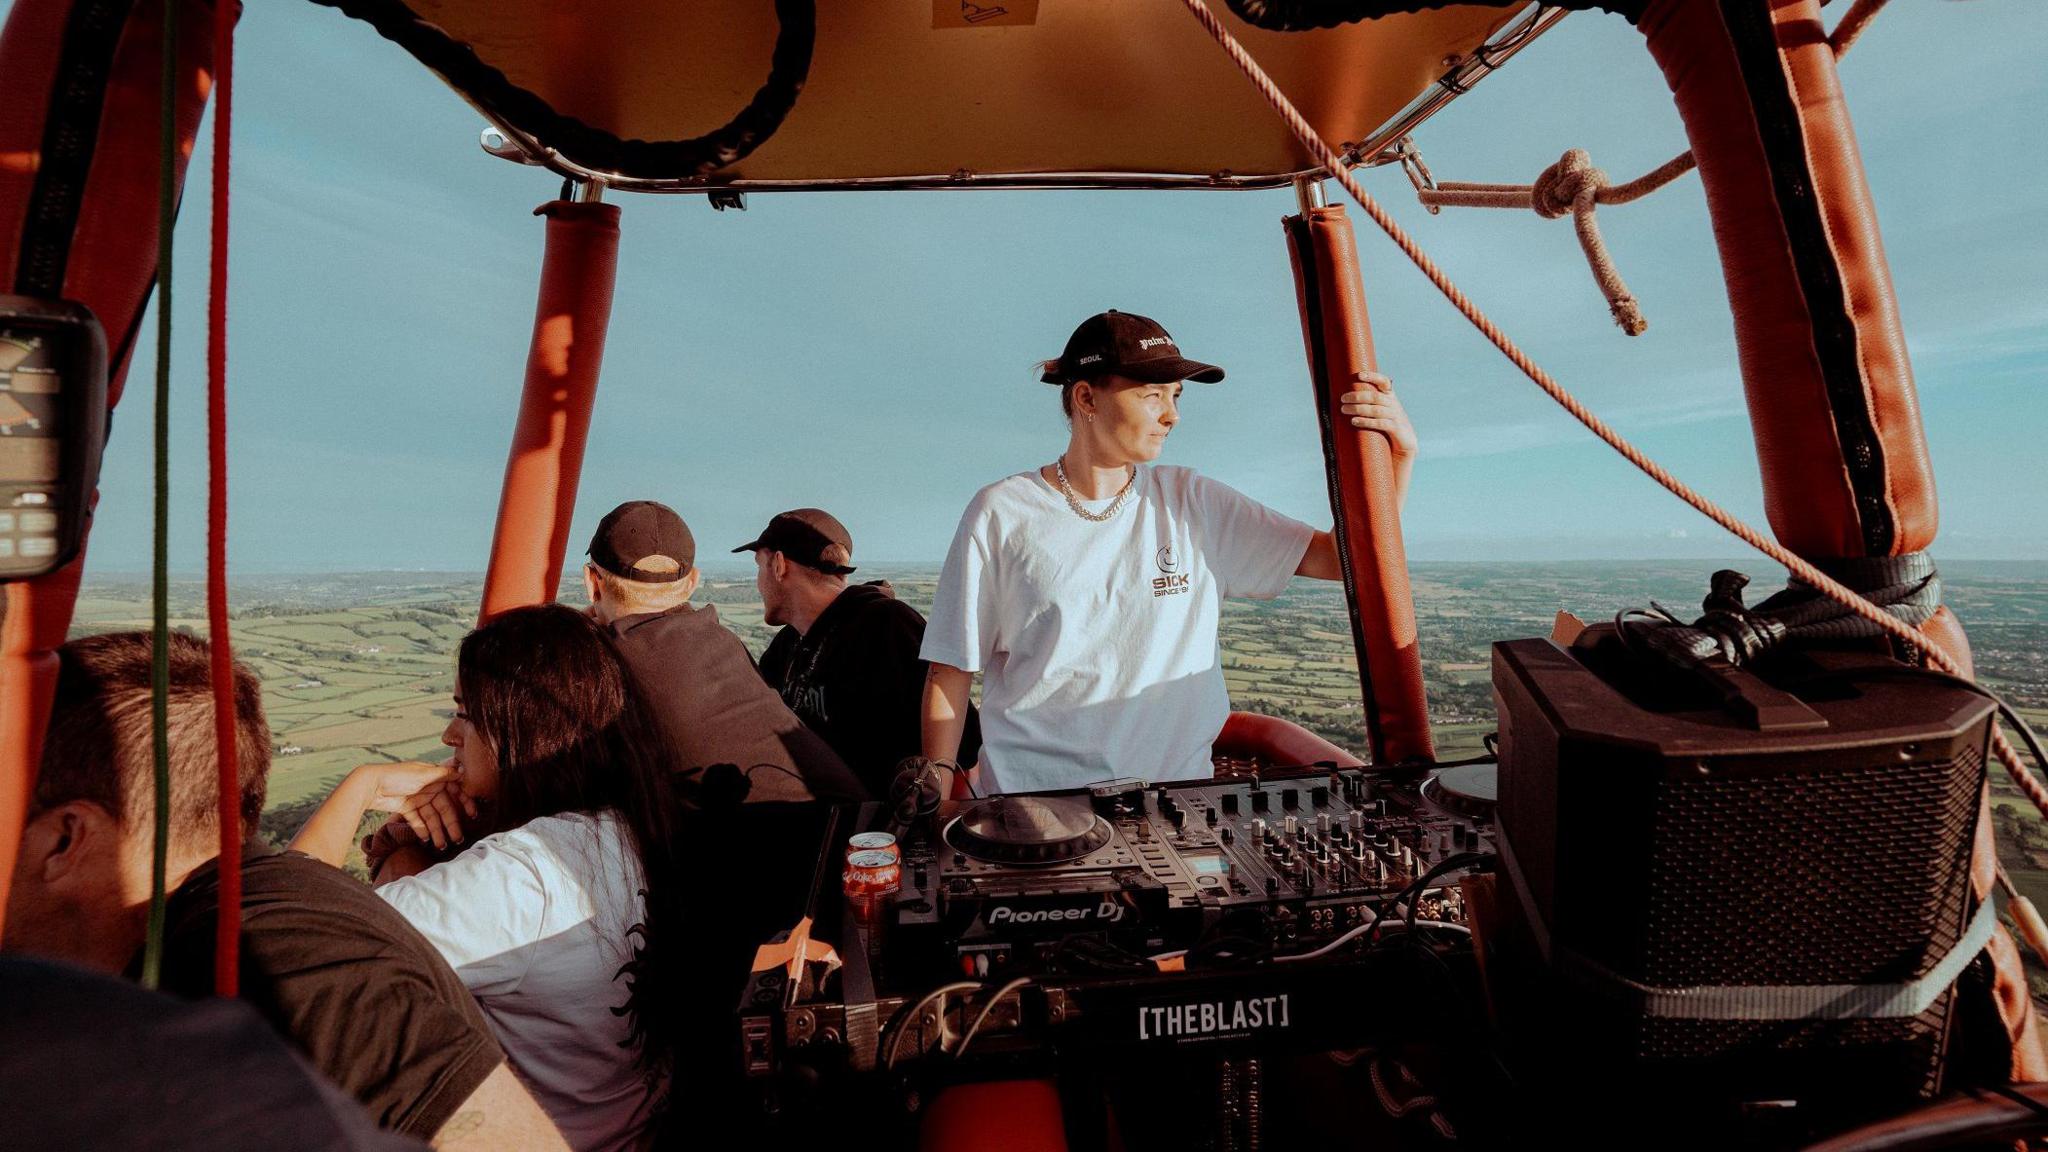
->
[80,555,2048,579]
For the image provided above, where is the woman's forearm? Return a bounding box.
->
[371,842,440,885]
[289,768,376,868]
[922,663,973,763]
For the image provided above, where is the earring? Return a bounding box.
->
[1087,413,1096,424]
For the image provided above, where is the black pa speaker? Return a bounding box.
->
[1491,629,1994,1117]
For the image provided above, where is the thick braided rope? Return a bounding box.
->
[1177,0,2048,817]
[1829,0,1890,57]
[1424,148,1649,334]
[1412,0,1887,337]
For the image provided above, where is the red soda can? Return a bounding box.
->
[848,832,900,866]
[844,848,901,926]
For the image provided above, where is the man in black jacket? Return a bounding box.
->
[736,508,980,798]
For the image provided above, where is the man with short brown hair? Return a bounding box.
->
[2,630,565,1151]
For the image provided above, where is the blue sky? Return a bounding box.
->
[13,1,2043,571]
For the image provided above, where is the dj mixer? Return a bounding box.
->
[739,764,1496,1079]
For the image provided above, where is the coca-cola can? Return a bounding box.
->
[847,832,900,866]
[844,848,901,927]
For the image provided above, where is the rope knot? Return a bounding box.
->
[1530,148,1609,220]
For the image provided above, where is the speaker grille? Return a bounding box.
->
[1640,745,1981,987]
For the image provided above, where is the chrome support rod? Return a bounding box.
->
[1294,176,1328,214]
[1353,5,1568,167]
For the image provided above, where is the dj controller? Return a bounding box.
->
[739,764,1498,1084]
[735,621,2009,1150]
[895,768,1493,984]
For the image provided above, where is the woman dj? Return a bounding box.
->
[918,309,1415,796]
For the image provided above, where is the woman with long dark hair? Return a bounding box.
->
[292,603,683,1152]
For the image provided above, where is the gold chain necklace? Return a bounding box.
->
[1054,456,1137,523]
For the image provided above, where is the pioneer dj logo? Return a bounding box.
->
[1137,994,1291,1042]
[1152,544,1190,598]
[985,901,1126,927]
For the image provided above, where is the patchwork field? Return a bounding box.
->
[66,561,2048,990]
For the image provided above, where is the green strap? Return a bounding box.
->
[142,0,178,991]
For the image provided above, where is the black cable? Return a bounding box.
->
[885,758,947,833]
[1985,1083,2048,1123]
[1186,933,1275,970]
[315,0,816,180]
[745,762,806,785]
[1052,935,1150,974]
[1406,852,1495,939]
[1786,664,2048,779]
[1362,851,1492,948]
[878,979,980,1071]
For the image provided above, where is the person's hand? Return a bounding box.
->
[353,760,479,850]
[1339,371,1416,462]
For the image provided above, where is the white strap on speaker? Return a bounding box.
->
[1497,832,1997,1022]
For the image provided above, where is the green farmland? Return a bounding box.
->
[67,562,2048,990]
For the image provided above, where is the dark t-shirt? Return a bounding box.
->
[606,602,868,803]
[758,582,983,797]
[149,849,504,1140]
[0,956,426,1152]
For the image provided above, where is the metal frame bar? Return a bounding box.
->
[476,5,1566,196]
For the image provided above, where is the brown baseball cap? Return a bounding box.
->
[732,508,856,576]
[1040,310,1225,386]
[588,501,694,582]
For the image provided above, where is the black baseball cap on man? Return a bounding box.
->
[1039,310,1226,386]
[733,508,857,576]
[588,500,695,583]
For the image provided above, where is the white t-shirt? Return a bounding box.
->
[921,463,1314,794]
[378,811,655,1152]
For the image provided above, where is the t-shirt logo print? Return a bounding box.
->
[1152,543,1190,598]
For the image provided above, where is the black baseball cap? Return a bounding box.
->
[588,500,695,582]
[733,508,857,576]
[1039,310,1225,386]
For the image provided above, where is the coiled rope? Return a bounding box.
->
[1413,0,1889,336]
[1174,0,2048,818]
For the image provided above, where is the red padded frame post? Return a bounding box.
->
[921,1079,1068,1152]
[478,200,621,623]
[1284,204,1434,766]
[1217,710,1364,769]
[0,0,215,938]
[1641,0,2042,1076]
[1640,0,1932,561]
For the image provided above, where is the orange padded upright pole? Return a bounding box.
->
[0,0,214,938]
[1641,0,2042,1077]
[0,560,83,934]
[478,200,622,623]
[1284,198,1434,767]
[1640,0,1932,561]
